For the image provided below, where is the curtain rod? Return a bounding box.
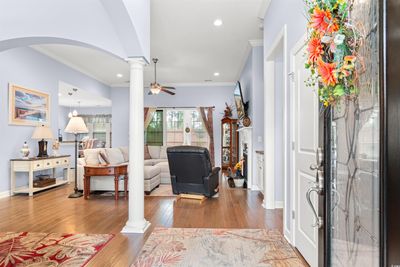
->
[149,106,215,109]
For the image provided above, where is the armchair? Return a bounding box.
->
[167,146,220,198]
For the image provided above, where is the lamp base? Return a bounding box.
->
[37,139,48,158]
[68,191,83,198]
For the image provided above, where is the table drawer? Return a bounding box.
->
[32,161,44,170]
[53,158,66,166]
[85,167,115,176]
[43,159,53,168]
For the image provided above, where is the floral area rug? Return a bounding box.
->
[132,228,306,267]
[0,232,113,267]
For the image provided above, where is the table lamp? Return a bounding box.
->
[32,125,54,157]
[65,116,88,198]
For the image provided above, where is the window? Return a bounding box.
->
[146,110,163,146]
[190,110,209,148]
[82,114,112,147]
[145,108,210,148]
[166,110,184,146]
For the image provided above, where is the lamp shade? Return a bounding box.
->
[32,125,54,140]
[65,116,88,134]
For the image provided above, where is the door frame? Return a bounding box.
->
[289,32,307,247]
[263,24,289,237]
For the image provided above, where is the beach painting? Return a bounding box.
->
[9,84,50,126]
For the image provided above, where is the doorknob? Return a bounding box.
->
[306,187,323,228]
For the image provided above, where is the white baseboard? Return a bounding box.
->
[275,201,284,209]
[0,190,11,198]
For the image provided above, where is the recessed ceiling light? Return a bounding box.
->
[214,72,220,77]
[58,93,62,97]
[213,19,223,27]
[116,73,123,78]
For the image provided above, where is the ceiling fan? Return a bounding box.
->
[148,58,175,95]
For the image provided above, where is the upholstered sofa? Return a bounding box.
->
[77,146,171,194]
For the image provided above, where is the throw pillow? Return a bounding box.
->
[98,151,110,166]
[144,145,151,160]
[105,148,125,165]
[148,146,160,159]
[83,148,102,166]
[119,147,129,162]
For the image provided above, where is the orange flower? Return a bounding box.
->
[310,7,332,33]
[317,58,338,86]
[307,37,324,62]
[328,19,339,33]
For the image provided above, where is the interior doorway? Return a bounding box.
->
[263,25,288,236]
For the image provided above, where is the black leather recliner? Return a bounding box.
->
[167,146,220,198]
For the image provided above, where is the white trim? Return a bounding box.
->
[290,32,308,247]
[32,46,111,86]
[0,190,11,198]
[249,39,263,47]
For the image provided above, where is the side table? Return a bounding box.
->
[84,165,128,200]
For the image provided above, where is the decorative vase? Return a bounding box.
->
[20,142,30,159]
[234,178,245,188]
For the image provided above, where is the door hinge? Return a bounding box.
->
[292,210,295,219]
[292,141,295,151]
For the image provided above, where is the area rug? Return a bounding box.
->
[0,232,113,267]
[146,184,175,197]
[132,228,306,267]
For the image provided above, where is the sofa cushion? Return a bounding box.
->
[105,148,125,165]
[144,159,155,166]
[144,145,151,160]
[157,161,170,173]
[119,147,129,162]
[144,165,161,180]
[160,146,168,159]
[83,148,104,166]
[148,146,160,159]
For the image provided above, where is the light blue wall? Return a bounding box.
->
[239,45,264,190]
[0,47,111,193]
[263,0,307,236]
[112,85,235,167]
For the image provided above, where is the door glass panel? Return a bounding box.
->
[329,0,379,265]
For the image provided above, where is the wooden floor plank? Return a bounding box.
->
[0,178,306,266]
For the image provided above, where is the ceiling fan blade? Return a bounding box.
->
[162,86,176,90]
[161,88,175,95]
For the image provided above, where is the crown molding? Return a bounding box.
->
[110,82,236,88]
[235,39,264,80]
[258,0,271,20]
[31,46,111,86]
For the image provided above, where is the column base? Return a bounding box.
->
[262,200,275,210]
[121,219,151,234]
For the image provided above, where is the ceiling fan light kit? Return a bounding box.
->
[149,58,176,96]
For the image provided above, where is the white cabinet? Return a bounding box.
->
[255,152,264,193]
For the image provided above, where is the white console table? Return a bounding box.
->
[10,155,71,196]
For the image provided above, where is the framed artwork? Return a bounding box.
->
[9,83,50,126]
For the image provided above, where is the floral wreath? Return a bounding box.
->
[305,0,361,107]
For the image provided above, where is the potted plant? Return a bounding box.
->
[233,159,245,188]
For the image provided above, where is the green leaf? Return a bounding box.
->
[333,84,345,96]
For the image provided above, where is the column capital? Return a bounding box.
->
[126,57,147,67]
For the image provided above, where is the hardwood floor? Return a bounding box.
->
[0,179,303,266]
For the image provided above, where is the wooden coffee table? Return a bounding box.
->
[83,165,128,200]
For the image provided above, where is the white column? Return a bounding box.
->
[263,60,275,209]
[121,58,151,234]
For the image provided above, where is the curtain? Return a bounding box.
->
[199,107,215,167]
[144,107,156,129]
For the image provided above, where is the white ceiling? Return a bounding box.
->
[58,81,112,108]
[32,0,266,87]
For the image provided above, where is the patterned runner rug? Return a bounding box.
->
[0,232,113,267]
[132,228,306,267]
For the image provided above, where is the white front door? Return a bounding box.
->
[292,36,320,266]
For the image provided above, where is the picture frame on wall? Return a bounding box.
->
[9,83,50,126]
